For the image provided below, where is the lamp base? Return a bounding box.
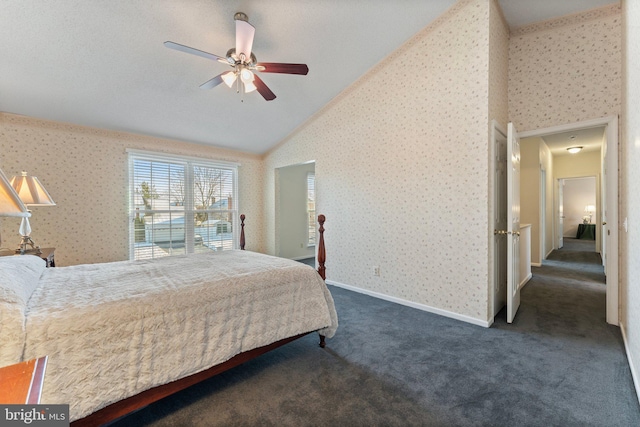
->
[16,236,42,255]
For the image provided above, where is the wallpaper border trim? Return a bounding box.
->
[326,280,492,328]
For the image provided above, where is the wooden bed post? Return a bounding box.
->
[317,214,327,349]
[317,214,326,280]
[240,214,245,250]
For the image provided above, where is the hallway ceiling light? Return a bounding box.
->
[567,146,583,154]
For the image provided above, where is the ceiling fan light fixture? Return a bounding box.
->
[164,11,308,101]
[567,146,583,154]
[240,68,254,83]
[244,81,257,93]
[221,71,237,88]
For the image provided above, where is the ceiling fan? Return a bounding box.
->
[164,12,308,101]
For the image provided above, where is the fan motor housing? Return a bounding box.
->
[234,12,249,22]
[226,48,257,66]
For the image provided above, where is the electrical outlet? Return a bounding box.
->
[373,266,380,276]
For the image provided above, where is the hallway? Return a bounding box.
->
[503,237,640,424]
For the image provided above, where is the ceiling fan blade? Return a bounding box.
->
[164,41,226,63]
[200,73,225,89]
[256,62,309,75]
[253,74,276,101]
[235,19,255,61]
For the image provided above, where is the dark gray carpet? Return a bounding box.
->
[297,257,316,268]
[112,242,639,426]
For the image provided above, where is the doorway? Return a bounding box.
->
[558,176,597,252]
[274,161,316,261]
[519,116,618,325]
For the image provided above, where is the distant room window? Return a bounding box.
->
[128,150,238,260]
[307,172,315,246]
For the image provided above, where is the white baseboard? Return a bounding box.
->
[531,262,542,267]
[326,280,492,328]
[519,272,532,290]
[620,323,640,407]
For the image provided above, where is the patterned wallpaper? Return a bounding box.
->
[0,113,265,266]
[488,0,509,129]
[1,0,623,331]
[487,0,510,317]
[508,4,622,133]
[264,0,504,323]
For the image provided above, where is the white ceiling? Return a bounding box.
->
[0,0,617,154]
[541,126,606,156]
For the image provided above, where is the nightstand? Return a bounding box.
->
[0,356,48,404]
[0,247,55,267]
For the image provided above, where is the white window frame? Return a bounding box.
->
[127,149,239,260]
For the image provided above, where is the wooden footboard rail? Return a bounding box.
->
[71,214,329,426]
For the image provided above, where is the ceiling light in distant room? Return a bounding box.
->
[567,146,583,154]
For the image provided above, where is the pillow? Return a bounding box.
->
[0,255,47,366]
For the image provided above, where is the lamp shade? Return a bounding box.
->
[221,71,237,88]
[0,168,30,217]
[10,171,56,206]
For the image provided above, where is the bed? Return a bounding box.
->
[0,214,337,425]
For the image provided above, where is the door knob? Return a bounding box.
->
[603,222,607,225]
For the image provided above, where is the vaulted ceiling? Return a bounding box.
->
[0,1,616,154]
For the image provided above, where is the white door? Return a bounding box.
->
[601,151,607,267]
[493,123,508,317]
[603,117,619,325]
[506,123,521,323]
[558,179,564,249]
[540,169,546,258]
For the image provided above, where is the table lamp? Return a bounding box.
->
[10,171,56,254]
[0,168,31,251]
[584,205,596,224]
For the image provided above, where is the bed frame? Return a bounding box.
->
[71,214,328,426]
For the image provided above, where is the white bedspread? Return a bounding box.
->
[21,250,338,421]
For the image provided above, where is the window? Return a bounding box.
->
[128,150,238,260]
[307,172,315,246]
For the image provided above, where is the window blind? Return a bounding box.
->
[307,172,315,246]
[128,151,239,260]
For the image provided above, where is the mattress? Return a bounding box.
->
[12,250,337,421]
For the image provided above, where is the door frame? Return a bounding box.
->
[519,116,619,325]
[274,160,316,260]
